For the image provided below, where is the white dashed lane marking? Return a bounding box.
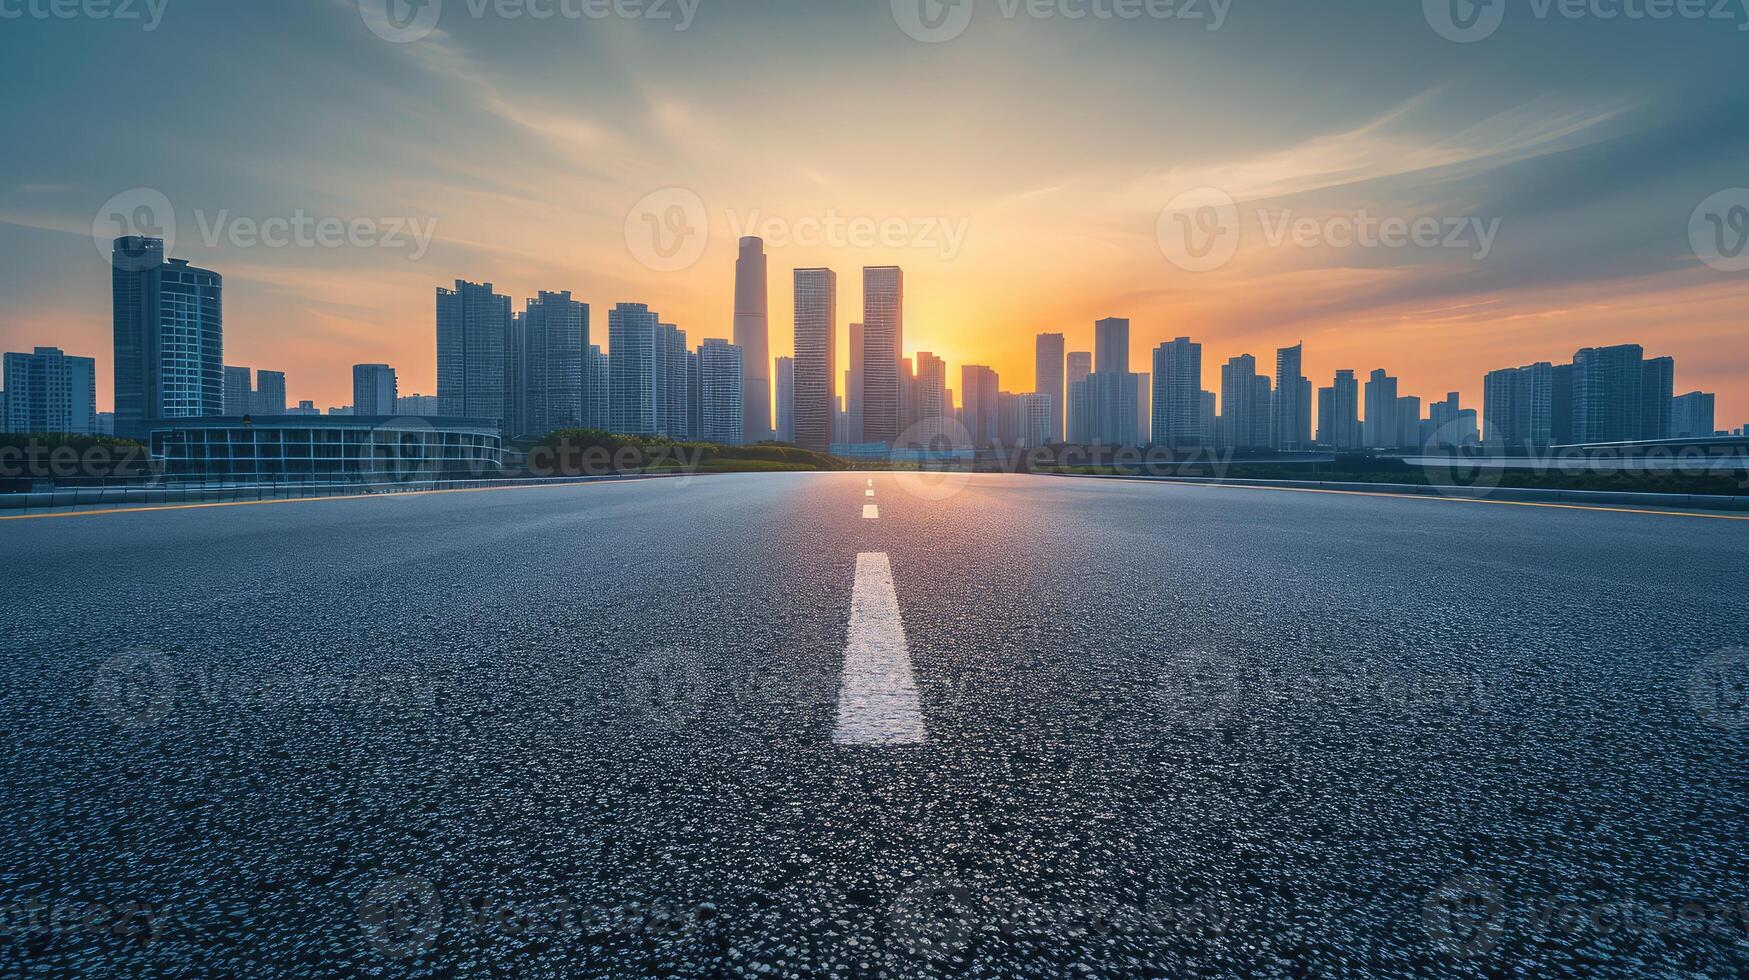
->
[833,552,926,746]
[865,489,875,497]
[863,504,879,519]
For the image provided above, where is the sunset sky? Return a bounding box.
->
[2,0,1746,424]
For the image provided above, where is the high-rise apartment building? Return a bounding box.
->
[734,237,771,441]
[861,266,903,446]
[655,322,689,438]
[775,356,796,444]
[1272,344,1310,450]
[1483,362,1553,450]
[609,303,659,436]
[1671,391,1716,439]
[2,347,96,435]
[112,237,223,438]
[961,365,999,448]
[1219,354,1271,450]
[698,338,744,446]
[1065,351,1092,443]
[1363,369,1401,449]
[436,280,512,427]
[1151,337,1202,447]
[1035,333,1066,444]
[587,345,609,429]
[522,291,588,438]
[352,364,398,417]
[793,269,837,452]
[1572,343,1645,444]
[847,321,865,445]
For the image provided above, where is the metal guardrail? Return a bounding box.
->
[0,471,693,517]
[1042,472,1749,512]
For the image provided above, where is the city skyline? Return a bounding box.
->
[3,5,1747,425]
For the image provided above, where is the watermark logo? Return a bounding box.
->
[1690,188,1749,273]
[892,0,975,42]
[892,416,976,501]
[1157,648,1241,729]
[1424,0,1505,42]
[1688,647,1749,730]
[90,649,178,729]
[1157,186,1240,273]
[625,645,713,730]
[625,187,709,272]
[94,187,176,270]
[724,209,971,260]
[1423,873,1506,957]
[888,879,981,961]
[359,876,443,960]
[360,0,444,42]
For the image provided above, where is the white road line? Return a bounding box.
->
[865,489,875,497]
[867,478,873,488]
[834,552,926,746]
[863,504,879,519]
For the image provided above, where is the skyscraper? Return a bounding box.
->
[793,268,837,452]
[1396,394,1423,450]
[655,322,689,438]
[1482,362,1552,450]
[522,291,588,438]
[698,338,744,446]
[847,321,865,444]
[734,237,771,442]
[609,303,658,436]
[112,237,223,438]
[775,356,796,444]
[252,370,286,417]
[1363,369,1400,449]
[353,364,398,417]
[1317,369,1360,449]
[1035,333,1066,444]
[1151,337,1202,447]
[436,280,512,426]
[861,266,903,446]
[1065,351,1092,444]
[1641,355,1674,441]
[1272,344,1310,451]
[912,352,949,446]
[587,345,609,430]
[1572,343,1645,444]
[2,347,96,435]
[961,365,999,448]
[223,365,253,416]
[1219,354,1271,450]
[1094,317,1129,375]
[1671,391,1716,439]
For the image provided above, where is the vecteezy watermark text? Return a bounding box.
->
[1425,0,1749,43]
[623,187,972,271]
[892,0,1231,43]
[91,649,439,729]
[359,0,698,43]
[1157,188,1502,272]
[193,210,438,261]
[1424,873,1749,959]
[0,0,169,30]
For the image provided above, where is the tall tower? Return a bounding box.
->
[608,303,659,436]
[436,280,512,427]
[112,237,223,438]
[734,237,771,442]
[861,266,903,446]
[1272,343,1310,450]
[793,268,837,452]
[846,322,865,445]
[1035,333,1065,444]
[1151,337,1202,447]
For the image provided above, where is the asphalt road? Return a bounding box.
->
[2,472,1746,976]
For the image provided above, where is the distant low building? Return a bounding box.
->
[149,416,502,482]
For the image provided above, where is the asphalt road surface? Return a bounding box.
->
[2,472,1747,976]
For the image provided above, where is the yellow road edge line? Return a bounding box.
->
[0,477,656,521]
[1093,476,1749,522]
